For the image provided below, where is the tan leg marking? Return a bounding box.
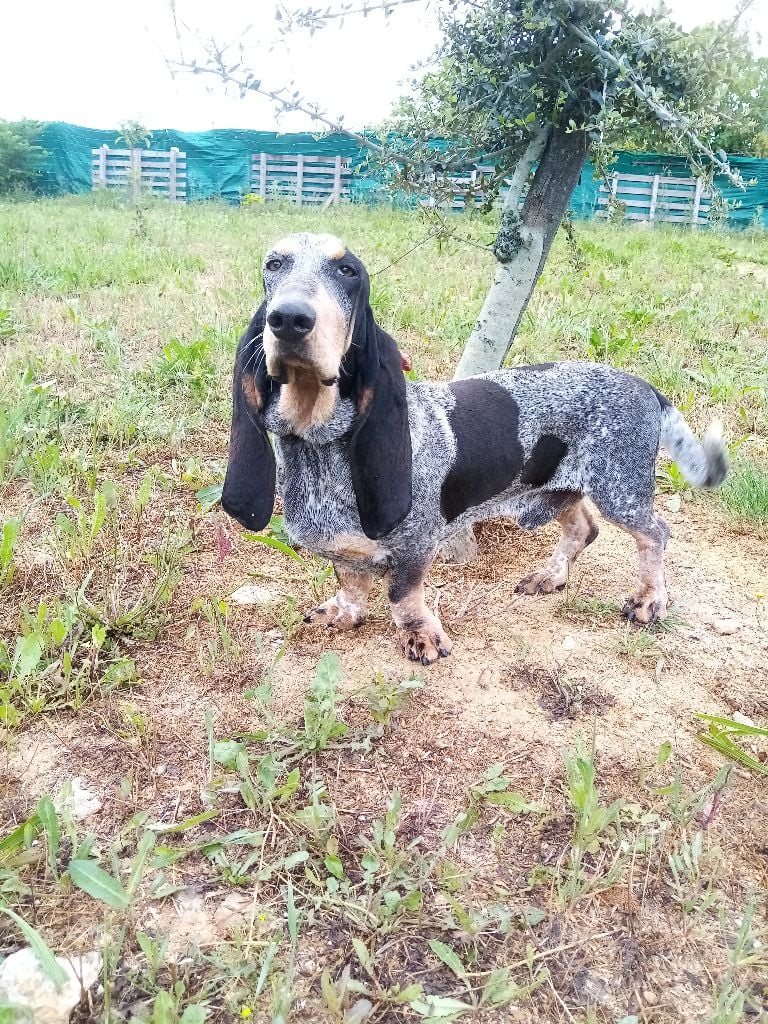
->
[516,500,599,596]
[304,565,372,631]
[623,529,668,624]
[389,582,452,666]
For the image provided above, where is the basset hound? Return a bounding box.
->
[222,233,727,664]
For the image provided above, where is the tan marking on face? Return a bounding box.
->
[277,366,338,433]
[262,233,352,427]
[271,235,299,256]
[307,280,348,377]
[357,386,374,414]
[241,374,262,411]
[324,240,346,260]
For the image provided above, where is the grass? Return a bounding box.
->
[1,194,768,1023]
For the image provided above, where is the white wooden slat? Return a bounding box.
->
[91,147,187,200]
[253,153,348,167]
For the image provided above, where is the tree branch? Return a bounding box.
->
[283,0,425,24]
[499,123,550,214]
[169,42,417,166]
[567,22,744,187]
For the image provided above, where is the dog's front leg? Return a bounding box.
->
[304,564,372,631]
[387,559,452,666]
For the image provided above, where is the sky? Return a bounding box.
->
[1,0,766,133]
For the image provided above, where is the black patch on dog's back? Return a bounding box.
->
[441,380,524,522]
[520,434,568,487]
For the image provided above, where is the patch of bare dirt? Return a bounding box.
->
[3,494,767,1023]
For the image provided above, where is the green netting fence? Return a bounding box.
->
[36,121,768,228]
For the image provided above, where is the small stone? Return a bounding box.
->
[54,777,102,820]
[213,891,254,933]
[643,989,659,1005]
[710,617,740,636]
[345,999,373,1023]
[561,635,577,652]
[0,947,101,1024]
[230,584,275,606]
[665,494,682,513]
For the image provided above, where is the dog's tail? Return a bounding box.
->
[660,405,728,488]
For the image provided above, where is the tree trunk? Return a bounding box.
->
[442,123,589,564]
[454,123,590,378]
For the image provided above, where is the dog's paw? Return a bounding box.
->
[515,568,566,596]
[303,593,365,631]
[396,624,452,666]
[622,591,668,625]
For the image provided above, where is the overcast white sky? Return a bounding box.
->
[1,0,765,133]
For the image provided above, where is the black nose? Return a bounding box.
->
[266,299,316,343]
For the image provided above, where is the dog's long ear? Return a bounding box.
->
[221,303,276,532]
[344,303,413,540]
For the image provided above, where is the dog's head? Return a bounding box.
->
[221,234,413,540]
[261,232,365,385]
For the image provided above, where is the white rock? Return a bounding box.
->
[212,891,254,933]
[230,584,275,606]
[54,778,102,820]
[710,617,740,636]
[0,947,101,1024]
[561,635,577,652]
[732,711,757,728]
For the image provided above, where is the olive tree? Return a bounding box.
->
[172,0,752,378]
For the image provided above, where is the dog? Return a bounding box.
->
[221,232,727,665]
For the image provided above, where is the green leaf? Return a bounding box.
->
[0,812,41,853]
[410,994,472,1018]
[325,854,346,879]
[0,907,69,988]
[147,810,219,833]
[351,937,374,978]
[152,990,175,1024]
[393,983,423,1002]
[69,859,130,909]
[243,532,305,563]
[695,713,768,738]
[179,1005,207,1024]
[656,740,672,764]
[321,969,341,1013]
[428,939,467,981]
[196,483,223,507]
[521,906,547,926]
[10,633,43,680]
[212,740,245,769]
[36,795,60,877]
[486,791,541,813]
[479,967,522,1007]
[283,850,310,870]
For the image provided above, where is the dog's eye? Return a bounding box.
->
[337,265,357,278]
[265,258,283,272]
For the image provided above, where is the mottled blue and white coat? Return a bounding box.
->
[222,233,727,665]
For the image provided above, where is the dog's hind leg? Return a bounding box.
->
[387,557,452,666]
[515,496,599,595]
[304,564,372,630]
[619,516,670,624]
[589,484,670,624]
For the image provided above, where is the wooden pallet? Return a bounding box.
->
[250,153,351,206]
[92,147,186,202]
